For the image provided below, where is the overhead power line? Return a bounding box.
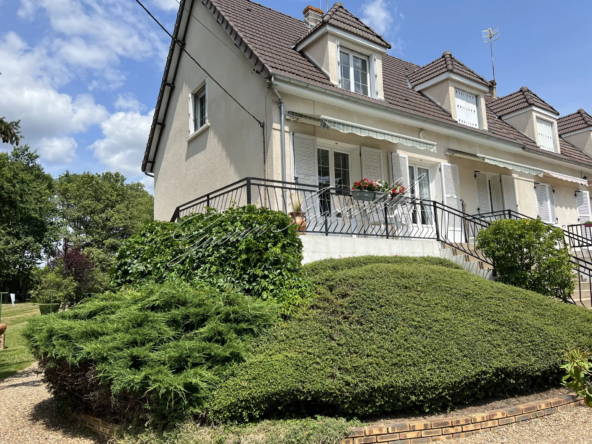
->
[134,0,263,127]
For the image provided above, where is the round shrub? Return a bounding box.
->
[112,206,311,313]
[208,259,592,422]
[476,218,575,301]
[24,282,277,426]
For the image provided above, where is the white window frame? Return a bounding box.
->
[338,47,371,97]
[454,88,480,129]
[536,117,556,152]
[188,81,209,141]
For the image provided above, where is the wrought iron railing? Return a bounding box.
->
[171,177,592,308]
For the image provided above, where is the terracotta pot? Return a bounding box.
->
[0,324,6,336]
[288,211,307,232]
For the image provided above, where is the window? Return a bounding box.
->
[339,49,369,96]
[455,89,479,128]
[189,85,207,135]
[317,148,351,214]
[537,118,555,152]
[534,183,556,224]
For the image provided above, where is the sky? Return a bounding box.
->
[1,0,591,194]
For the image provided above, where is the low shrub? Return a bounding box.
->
[476,218,575,301]
[208,258,592,422]
[38,303,60,315]
[562,349,592,407]
[112,206,311,313]
[24,281,277,426]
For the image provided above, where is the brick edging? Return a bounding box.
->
[69,412,118,441]
[342,394,586,444]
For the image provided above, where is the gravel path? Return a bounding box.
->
[448,405,592,444]
[0,363,98,444]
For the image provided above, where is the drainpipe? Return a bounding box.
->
[270,76,286,185]
[270,75,287,212]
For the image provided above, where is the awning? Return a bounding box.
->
[321,116,437,152]
[544,171,589,186]
[285,111,437,152]
[446,149,544,176]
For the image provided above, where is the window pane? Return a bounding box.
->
[340,51,351,91]
[417,167,431,225]
[353,56,368,96]
[317,149,331,215]
[334,152,350,194]
[199,93,207,128]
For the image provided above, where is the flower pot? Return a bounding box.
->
[0,324,6,336]
[352,190,378,202]
[288,212,307,232]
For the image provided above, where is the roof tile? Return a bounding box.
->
[407,51,490,87]
[558,109,592,135]
[488,86,559,117]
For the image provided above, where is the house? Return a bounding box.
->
[141,0,592,269]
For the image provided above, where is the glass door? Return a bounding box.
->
[408,165,433,227]
[316,148,351,216]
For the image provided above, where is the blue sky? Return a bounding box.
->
[1,0,590,194]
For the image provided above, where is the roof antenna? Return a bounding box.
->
[482,27,500,85]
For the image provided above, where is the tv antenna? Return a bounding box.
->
[482,27,499,84]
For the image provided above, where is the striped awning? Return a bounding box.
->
[544,170,589,186]
[320,116,437,152]
[477,154,544,177]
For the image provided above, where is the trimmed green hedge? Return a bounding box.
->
[208,258,592,422]
[24,282,277,426]
[112,206,311,313]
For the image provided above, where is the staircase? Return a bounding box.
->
[440,243,494,280]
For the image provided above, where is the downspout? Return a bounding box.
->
[270,76,286,185]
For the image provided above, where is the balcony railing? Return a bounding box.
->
[171,177,592,308]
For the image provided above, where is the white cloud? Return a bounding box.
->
[151,0,179,12]
[90,110,154,177]
[360,0,404,53]
[140,176,155,195]
[37,136,78,162]
[0,32,108,145]
[115,93,146,113]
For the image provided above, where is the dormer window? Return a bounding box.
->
[537,118,555,152]
[455,89,479,129]
[339,49,369,96]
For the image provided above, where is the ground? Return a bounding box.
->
[0,302,40,380]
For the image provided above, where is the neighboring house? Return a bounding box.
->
[142,0,592,234]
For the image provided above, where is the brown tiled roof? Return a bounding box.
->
[487,86,559,117]
[558,109,592,135]
[407,51,490,87]
[558,139,592,166]
[142,0,592,172]
[295,2,391,49]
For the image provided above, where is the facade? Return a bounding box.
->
[142,0,592,231]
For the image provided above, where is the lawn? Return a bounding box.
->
[0,303,39,381]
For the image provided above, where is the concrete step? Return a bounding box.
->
[443,243,475,249]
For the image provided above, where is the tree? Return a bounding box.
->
[0,146,56,294]
[54,172,154,255]
[0,118,23,146]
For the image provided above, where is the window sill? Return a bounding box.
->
[187,122,210,142]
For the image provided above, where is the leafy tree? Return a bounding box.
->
[476,218,575,301]
[0,118,23,146]
[0,146,56,293]
[54,172,153,255]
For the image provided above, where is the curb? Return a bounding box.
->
[342,394,586,443]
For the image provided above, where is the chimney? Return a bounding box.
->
[489,80,497,99]
[303,5,324,28]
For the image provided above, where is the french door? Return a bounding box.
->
[408,164,433,226]
[317,148,351,215]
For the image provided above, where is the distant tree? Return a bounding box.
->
[0,118,23,146]
[54,172,154,255]
[0,146,56,294]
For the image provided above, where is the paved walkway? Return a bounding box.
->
[0,363,98,444]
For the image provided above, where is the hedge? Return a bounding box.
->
[24,282,277,426]
[112,206,311,314]
[38,303,60,315]
[208,258,592,422]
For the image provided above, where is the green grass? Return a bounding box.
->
[0,302,39,381]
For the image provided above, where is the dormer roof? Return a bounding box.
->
[488,86,559,117]
[294,2,391,49]
[558,109,592,135]
[407,51,490,88]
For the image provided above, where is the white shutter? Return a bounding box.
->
[361,147,383,181]
[537,118,555,152]
[293,133,317,186]
[188,94,193,135]
[336,39,341,88]
[390,152,409,187]
[372,54,378,98]
[535,184,556,224]
[455,89,479,128]
[441,163,461,210]
[475,171,491,213]
[500,175,518,211]
[576,191,592,223]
